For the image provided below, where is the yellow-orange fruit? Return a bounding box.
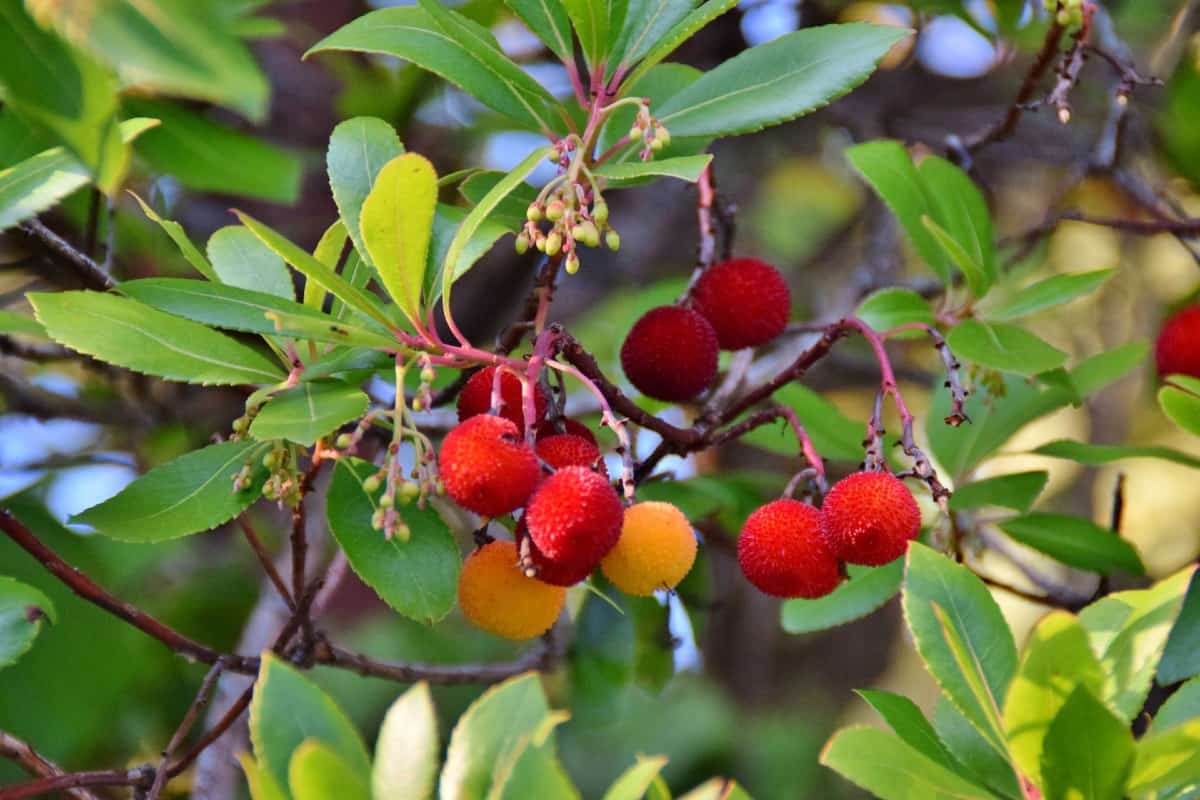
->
[601,502,698,595]
[457,540,565,640]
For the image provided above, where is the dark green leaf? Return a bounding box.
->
[1041,687,1133,800]
[781,561,902,634]
[820,726,997,800]
[1031,440,1200,470]
[620,0,738,90]
[249,653,371,797]
[250,382,369,446]
[656,24,908,138]
[327,116,405,271]
[598,63,704,158]
[609,0,693,71]
[129,190,218,281]
[1159,572,1200,685]
[855,288,936,333]
[949,471,1047,512]
[0,0,125,192]
[564,0,621,68]
[207,225,295,300]
[569,588,634,727]
[459,172,539,230]
[947,320,1067,376]
[124,99,300,203]
[30,291,286,385]
[919,156,994,297]
[0,576,56,670]
[998,513,1145,575]
[855,689,956,769]
[425,204,513,302]
[73,440,269,541]
[373,683,440,800]
[981,270,1115,322]
[932,698,1020,799]
[1152,676,1200,734]
[504,0,573,61]
[326,459,459,624]
[289,740,370,800]
[592,154,712,184]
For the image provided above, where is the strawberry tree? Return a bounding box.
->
[0,0,1198,798]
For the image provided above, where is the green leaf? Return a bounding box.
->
[0,576,56,670]
[289,740,370,800]
[656,24,907,138]
[327,116,405,270]
[326,459,459,624]
[997,513,1145,576]
[1071,341,1148,394]
[1080,567,1194,722]
[563,0,618,67]
[240,754,289,800]
[1002,611,1105,792]
[923,216,990,300]
[1040,687,1133,800]
[426,204,513,300]
[0,118,157,233]
[124,98,299,203]
[128,190,218,281]
[360,153,436,325]
[780,560,903,634]
[1159,381,1200,437]
[374,683,440,800]
[459,171,539,229]
[980,270,1115,322]
[487,713,578,800]
[609,0,693,71]
[743,383,865,462]
[598,63,704,158]
[39,0,269,122]
[308,7,559,132]
[602,755,670,800]
[72,440,268,542]
[250,381,368,447]
[855,288,936,333]
[947,320,1067,376]
[440,673,551,800]
[820,726,997,800]
[0,310,47,339]
[305,221,347,309]
[504,0,574,62]
[0,0,124,192]
[1152,675,1200,734]
[249,653,371,798]
[931,697,1020,800]
[30,291,285,385]
[949,471,1048,512]
[234,212,396,331]
[919,156,994,297]
[592,154,713,184]
[119,279,395,350]
[1031,440,1200,470]
[855,689,956,770]
[902,544,1017,753]
[207,225,295,300]
[1128,718,1200,797]
[439,147,554,304]
[677,779,751,800]
[620,0,738,91]
[1159,572,1200,685]
[846,141,951,283]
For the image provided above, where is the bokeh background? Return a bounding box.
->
[2,1,1199,797]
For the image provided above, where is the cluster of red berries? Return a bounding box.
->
[620,258,791,402]
[441,367,697,639]
[1156,304,1200,380]
[737,470,921,599]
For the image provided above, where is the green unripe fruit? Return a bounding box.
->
[545,231,563,256]
[565,253,580,274]
[649,138,663,153]
[420,366,435,383]
[546,200,565,222]
[514,233,530,255]
[526,203,542,222]
[592,201,609,225]
[380,493,395,508]
[629,124,643,141]
[363,474,382,494]
[395,523,411,542]
[371,508,386,530]
[232,417,248,433]
[535,234,547,252]
[654,127,671,147]
[606,230,621,251]
[400,481,421,500]
[335,433,353,449]
[263,451,279,469]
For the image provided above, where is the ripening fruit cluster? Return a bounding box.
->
[1155,305,1200,381]
[441,389,698,639]
[738,471,921,599]
[621,258,792,402]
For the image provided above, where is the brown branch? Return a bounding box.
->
[0,768,150,800]
[17,219,115,291]
[0,731,101,800]
[0,509,259,674]
[165,685,254,779]
[238,519,294,610]
[147,659,228,798]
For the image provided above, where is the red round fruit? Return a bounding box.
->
[457,366,548,432]
[620,306,718,402]
[690,257,791,350]
[1156,305,1200,380]
[524,466,623,573]
[516,518,595,586]
[737,499,841,598]
[439,415,540,517]
[535,417,597,445]
[536,434,607,477]
[820,471,921,566]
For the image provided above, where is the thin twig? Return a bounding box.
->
[0,768,150,800]
[237,518,294,610]
[0,731,101,800]
[147,659,228,799]
[17,219,114,291]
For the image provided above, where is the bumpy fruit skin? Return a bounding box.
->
[534,417,597,445]
[457,366,548,432]
[516,519,595,586]
[1156,306,1200,380]
[738,499,840,598]
[620,306,718,402]
[820,471,921,566]
[601,501,697,596]
[536,434,607,477]
[458,540,565,639]
[439,415,540,517]
[525,466,623,573]
[690,258,791,350]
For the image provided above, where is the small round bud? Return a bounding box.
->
[570,224,587,242]
[535,234,547,252]
[1057,8,1070,24]
[363,474,382,494]
[654,127,670,147]
[335,433,353,450]
[401,481,421,500]
[605,230,621,251]
[546,200,565,222]
[592,201,609,225]
[412,397,424,411]
[232,417,248,433]
[420,365,435,383]
[371,508,386,530]
[629,124,643,141]
[262,451,279,469]
[545,231,563,256]
[526,203,542,222]
[565,253,580,274]
[395,523,411,542]
[649,138,664,153]
[514,233,530,255]
[581,221,600,247]
[380,493,395,508]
